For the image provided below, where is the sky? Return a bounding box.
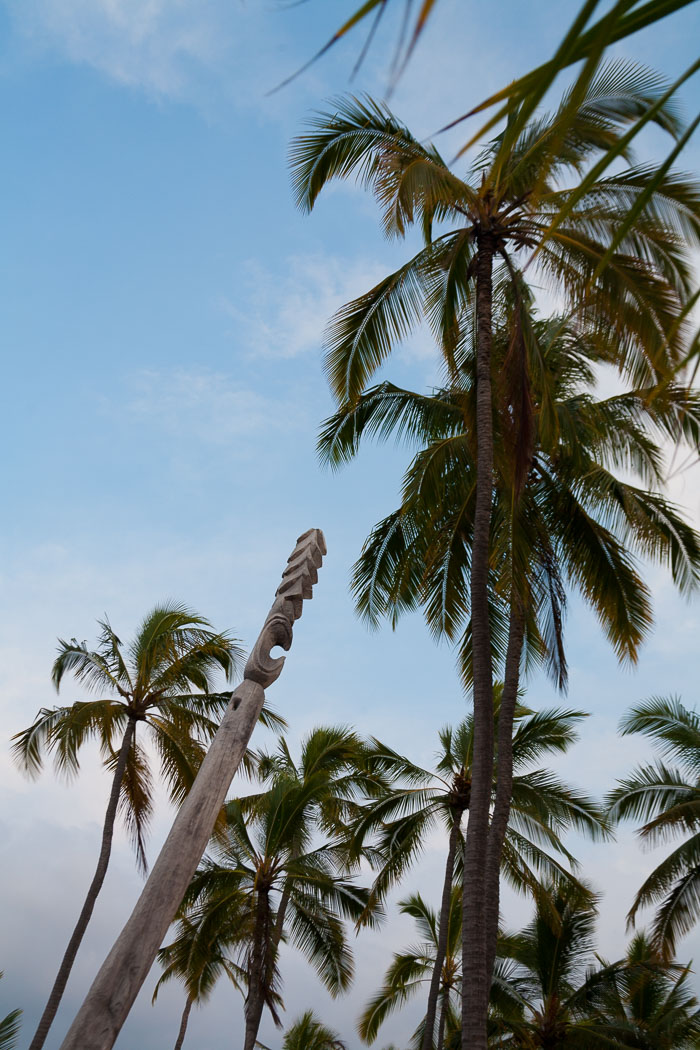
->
[1,1,700,1048]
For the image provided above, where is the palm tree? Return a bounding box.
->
[496,881,622,1049]
[497,886,700,1049]
[12,603,245,1050]
[359,889,524,1050]
[313,287,699,1046]
[281,1010,348,1050]
[352,700,609,1050]
[153,906,250,1050]
[183,752,377,1050]
[607,696,700,957]
[359,889,463,1050]
[0,974,21,1050]
[593,932,700,1049]
[291,69,700,1048]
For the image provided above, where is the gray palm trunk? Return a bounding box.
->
[484,607,525,983]
[437,984,451,1050]
[173,994,193,1050]
[461,237,496,1050]
[243,885,273,1050]
[421,814,462,1050]
[28,716,137,1050]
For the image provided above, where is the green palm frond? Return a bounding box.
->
[0,974,21,1050]
[282,1010,347,1050]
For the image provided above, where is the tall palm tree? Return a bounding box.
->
[359,889,523,1050]
[352,700,609,1050]
[12,603,245,1050]
[313,290,700,1047]
[183,758,377,1050]
[607,696,700,957]
[153,906,250,1050]
[291,68,700,1048]
[497,885,700,1049]
[496,881,622,1049]
[359,889,463,1049]
[593,932,700,1049]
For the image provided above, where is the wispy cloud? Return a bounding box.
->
[223,253,389,360]
[125,367,288,444]
[2,0,257,101]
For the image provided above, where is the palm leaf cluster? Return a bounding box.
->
[608,696,700,957]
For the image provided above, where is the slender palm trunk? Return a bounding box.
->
[244,885,272,1050]
[29,717,136,1050]
[421,815,461,1050]
[484,604,525,984]
[173,995,193,1050]
[437,984,451,1050]
[461,236,496,1050]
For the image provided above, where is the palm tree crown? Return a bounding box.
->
[320,304,700,687]
[14,603,244,866]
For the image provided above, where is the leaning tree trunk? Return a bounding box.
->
[461,235,496,1050]
[483,603,525,985]
[421,814,461,1050]
[58,530,326,1050]
[173,994,193,1050]
[243,886,272,1050]
[28,716,137,1050]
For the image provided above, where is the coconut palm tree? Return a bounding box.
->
[291,68,700,1048]
[352,699,609,1050]
[280,1010,348,1050]
[497,886,700,1049]
[153,904,251,1050]
[13,603,245,1050]
[593,931,700,1049]
[359,889,523,1050]
[315,283,700,1046]
[0,974,21,1050]
[183,763,377,1050]
[359,889,462,1049]
[607,696,700,957]
[495,881,621,1049]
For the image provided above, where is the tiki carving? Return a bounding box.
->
[244,528,327,687]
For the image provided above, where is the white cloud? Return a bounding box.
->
[3,0,241,99]
[124,367,290,445]
[223,254,388,360]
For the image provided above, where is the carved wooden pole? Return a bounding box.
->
[58,529,326,1050]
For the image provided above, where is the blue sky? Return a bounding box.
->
[1,2,700,1048]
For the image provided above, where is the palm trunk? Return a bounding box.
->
[421,815,461,1050]
[484,604,525,985]
[436,984,451,1050]
[173,995,193,1050]
[244,885,271,1050]
[461,235,496,1050]
[28,717,137,1050]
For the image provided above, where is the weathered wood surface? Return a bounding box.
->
[59,529,326,1050]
